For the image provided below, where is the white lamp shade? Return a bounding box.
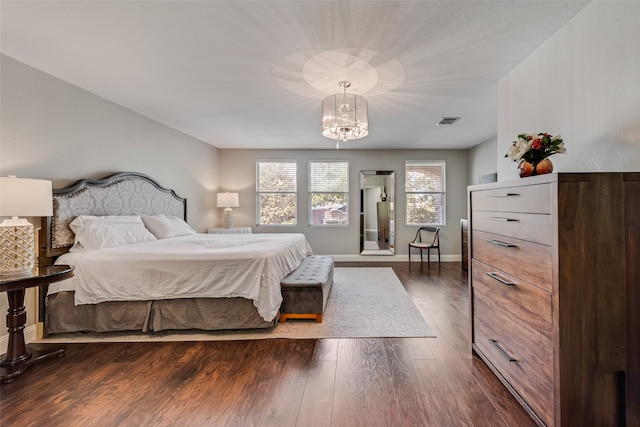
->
[0,176,53,217]
[216,192,239,208]
[322,92,369,141]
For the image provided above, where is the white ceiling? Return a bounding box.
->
[0,1,590,150]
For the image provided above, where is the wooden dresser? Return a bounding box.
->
[468,173,638,426]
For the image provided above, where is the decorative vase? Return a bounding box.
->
[535,158,554,175]
[518,158,554,178]
[518,160,534,178]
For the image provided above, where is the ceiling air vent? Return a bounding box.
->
[436,117,460,125]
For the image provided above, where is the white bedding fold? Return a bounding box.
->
[51,233,312,322]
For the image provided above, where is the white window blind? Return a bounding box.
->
[256,160,297,225]
[405,161,446,226]
[309,160,349,225]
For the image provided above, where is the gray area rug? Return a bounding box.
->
[38,267,434,342]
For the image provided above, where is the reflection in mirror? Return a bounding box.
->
[360,171,395,255]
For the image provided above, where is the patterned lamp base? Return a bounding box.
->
[223,207,234,228]
[0,219,35,274]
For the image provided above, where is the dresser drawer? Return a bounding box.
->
[472,230,553,292]
[472,211,552,246]
[474,319,554,426]
[472,259,552,337]
[472,261,554,425]
[471,183,551,214]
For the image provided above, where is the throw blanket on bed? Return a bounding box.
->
[51,233,312,322]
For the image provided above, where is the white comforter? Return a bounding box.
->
[51,233,312,322]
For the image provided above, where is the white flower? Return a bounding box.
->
[506,144,521,161]
[518,138,532,156]
[506,137,532,161]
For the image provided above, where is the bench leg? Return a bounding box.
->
[280,313,323,323]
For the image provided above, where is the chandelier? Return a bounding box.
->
[321,81,368,149]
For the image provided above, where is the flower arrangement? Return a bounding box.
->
[505,132,566,164]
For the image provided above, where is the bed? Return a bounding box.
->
[40,172,311,335]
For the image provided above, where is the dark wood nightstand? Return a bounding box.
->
[0,264,74,383]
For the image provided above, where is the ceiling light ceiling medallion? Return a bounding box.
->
[321,81,368,149]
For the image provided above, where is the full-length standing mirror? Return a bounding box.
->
[360,170,395,255]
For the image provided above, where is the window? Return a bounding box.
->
[309,160,349,225]
[256,160,297,225]
[405,161,445,226]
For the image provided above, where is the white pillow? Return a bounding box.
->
[69,215,157,250]
[140,214,196,239]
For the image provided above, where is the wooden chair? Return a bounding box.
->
[408,226,441,268]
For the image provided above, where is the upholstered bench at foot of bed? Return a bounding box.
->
[280,255,334,323]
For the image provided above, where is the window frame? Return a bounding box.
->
[256,159,298,226]
[404,160,446,227]
[308,159,349,227]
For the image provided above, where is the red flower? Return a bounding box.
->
[532,139,543,150]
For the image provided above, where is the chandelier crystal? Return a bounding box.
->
[321,81,368,149]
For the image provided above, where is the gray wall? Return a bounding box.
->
[1,55,220,231]
[497,1,640,179]
[468,137,497,186]
[218,149,469,260]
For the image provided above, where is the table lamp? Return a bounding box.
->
[0,176,53,274]
[216,192,239,228]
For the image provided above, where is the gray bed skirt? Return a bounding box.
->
[45,292,276,335]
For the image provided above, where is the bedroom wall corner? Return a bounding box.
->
[468,136,497,186]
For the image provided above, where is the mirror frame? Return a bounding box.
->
[360,170,395,255]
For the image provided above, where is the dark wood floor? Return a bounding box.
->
[0,262,536,427]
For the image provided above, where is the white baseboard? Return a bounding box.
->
[0,324,37,354]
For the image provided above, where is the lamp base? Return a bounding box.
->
[0,218,34,275]
[223,207,234,228]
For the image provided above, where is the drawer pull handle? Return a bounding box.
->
[489,339,517,362]
[488,217,519,222]
[486,239,516,248]
[486,272,517,286]
[490,193,520,198]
